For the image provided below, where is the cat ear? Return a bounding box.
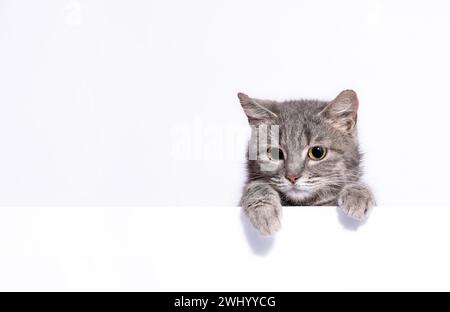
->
[320,89,359,132]
[237,92,278,124]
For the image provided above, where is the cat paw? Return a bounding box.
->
[338,183,375,221]
[245,202,282,236]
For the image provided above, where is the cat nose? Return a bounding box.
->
[286,175,299,184]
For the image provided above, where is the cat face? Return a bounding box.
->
[239,90,362,204]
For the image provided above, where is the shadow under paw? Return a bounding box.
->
[336,207,368,231]
[240,210,275,256]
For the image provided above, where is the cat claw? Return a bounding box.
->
[246,204,282,236]
[338,183,375,221]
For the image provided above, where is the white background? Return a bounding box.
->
[1,0,450,291]
[1,0,450,206]
[1,205,450,291]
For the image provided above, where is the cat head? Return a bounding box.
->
[238,90,362,204]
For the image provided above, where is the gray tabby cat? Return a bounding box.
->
[238,90,375,236]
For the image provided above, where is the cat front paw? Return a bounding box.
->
[245,201,282,236]
[338,183,375,221]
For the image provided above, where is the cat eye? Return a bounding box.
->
[308,146,327,161]
[267,147,284,160]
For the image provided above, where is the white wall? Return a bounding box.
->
[1,0,450,206]
[1,206,449,291]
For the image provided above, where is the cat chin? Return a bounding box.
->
[283,188,314,202]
